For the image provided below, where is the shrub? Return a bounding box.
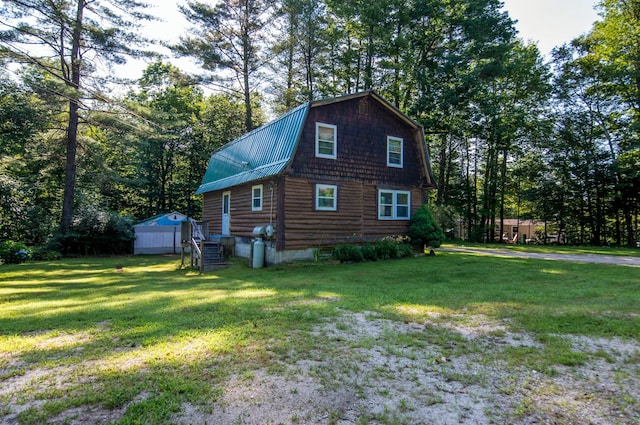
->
[331,237,415,263]
[408,205,446,249]
[49,206,135,256]
[30,245,62,261]
[374,238,399,260]
[331,244,364,263]
[396,243,415,258]
[0,240,30,264]
[360,243,378,262]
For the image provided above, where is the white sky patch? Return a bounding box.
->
[501,0,600,56]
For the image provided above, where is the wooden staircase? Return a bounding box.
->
[200,240,225,272]
[181,220,227,272]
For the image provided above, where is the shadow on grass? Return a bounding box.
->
[1,252,639,424]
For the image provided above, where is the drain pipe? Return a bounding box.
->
[269,181,274,226]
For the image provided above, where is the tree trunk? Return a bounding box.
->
[242,1,253,131]
[436,134,448,205]
[364,24,374,90]
[60,0,85,234]
[498,147,508,243]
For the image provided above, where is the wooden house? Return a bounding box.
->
[196,91,436,262]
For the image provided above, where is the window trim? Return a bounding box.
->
[387,136,404,168]
[378,189,411,220]
[315,122,337,159]
[315,184,338,211]
[251,184,263,211]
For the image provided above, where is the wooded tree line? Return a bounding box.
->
[0,0,638,250]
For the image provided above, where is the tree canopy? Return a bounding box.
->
[0,0,638,249]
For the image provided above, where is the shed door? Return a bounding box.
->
[222,191,231,235]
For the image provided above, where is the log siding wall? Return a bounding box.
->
[202,179,278,238]
[281,176,422,250]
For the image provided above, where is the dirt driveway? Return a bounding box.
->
[441,247,640,267]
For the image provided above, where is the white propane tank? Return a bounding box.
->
[252,237,265,268]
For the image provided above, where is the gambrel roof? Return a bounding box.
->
[196,91,435,195]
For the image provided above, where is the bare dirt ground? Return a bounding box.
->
[172,310,640,425]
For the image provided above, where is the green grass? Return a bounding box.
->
[1,251,639,423]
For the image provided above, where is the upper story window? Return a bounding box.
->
[387,136,403,168]
[315,184,337,211]
[378,189,410,220]
[252,184,263,211]
[316,122,337,159]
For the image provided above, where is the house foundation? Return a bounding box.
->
[235,237,314,265]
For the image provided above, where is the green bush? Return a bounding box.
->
[408,205,446,249]
[360,243,378,262]
[396,243,415,258]
[374,238,399,260]
[331,244,364,263]
[0,240,30,264]
[49,206,135,256]
[30,245,63,261]
[331,237,415,263]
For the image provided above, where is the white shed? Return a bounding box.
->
[134,212,188,255]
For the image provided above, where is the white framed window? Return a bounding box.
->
[315,184,337,211]
[387,136,403,168]
[252,184,263,211]
[316,122,337,159]
[378,189,411,220]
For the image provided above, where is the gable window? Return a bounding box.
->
[315,184,337,211]
[387,136,403,168]
[316,123,337,159]
[378,189,410,220]
[252,184,263,211]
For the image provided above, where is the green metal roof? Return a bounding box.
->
[196,102,309,195]
[196,91,437,194]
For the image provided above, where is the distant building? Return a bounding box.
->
[134,212,187,254]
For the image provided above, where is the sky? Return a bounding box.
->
[501,0,600,56]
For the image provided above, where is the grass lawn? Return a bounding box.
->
[1,251,639,424]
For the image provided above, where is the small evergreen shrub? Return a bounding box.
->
[0,240,30,264]
[408,205,446,249]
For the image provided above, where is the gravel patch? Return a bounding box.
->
[172,310,640,425]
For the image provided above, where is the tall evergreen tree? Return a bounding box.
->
[0,0,156,234]
[177,0,277,131]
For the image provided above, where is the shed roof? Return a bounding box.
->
[196,91,435,195]
[134,211,187,227]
